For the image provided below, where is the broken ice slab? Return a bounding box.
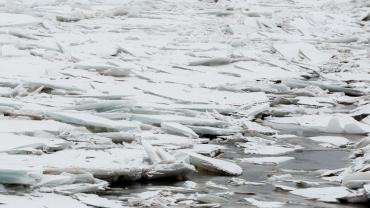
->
[325,36,359,43]
[161,122,199,138]
[239,156,294,165]
[141,133,197,149]
[0,166,42,185]
[66,100,135,111]
[265,115,370,134]
[242,120,277,135]
[0,133,70,153]
[0,193,90,208]
[52,180,109,195]
[74,193,124,208]
[142,141,164,165]
[36,174,76,188]
[188,57,251,66]
[196,193,228,204]
[283,79,364,96]
[143,162,196,180]
[187,126,240,136]
[205,181,228,190]
[290,187,355,203]
[21,79,86,94]
[74,60,132,77]
[341,172,370,189]
[273,42,331,65]
[44,111,139,131]
[244,197,284,208]
[190,144,225,157]
[240,142,298,156]
[352,102,370,116]
[0,119,73,133]
[0,149,146,181]
[137,83,268,106]
[170,103,237,114]
[186,152,242,176]
[308,136,350,148]
[356,136,370,148]
[0,13,40,27]
[130,114,227,127]
[141,142,196,179]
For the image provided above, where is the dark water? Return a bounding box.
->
[104,132,369,207]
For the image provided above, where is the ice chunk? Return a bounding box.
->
[74,193,123,208]
[242,120,277,135]
[0,119,73,133]
[161,122,199,138]
[75,61,131,77]
[309,136,349,147]
[36,174,75,187]
[53,180,109,195]
[0,133,70,153]
[187,152,242,176]
[239,157,294,165]
[196,194,228,204]
[0,166,42,185]
[290,187,353,202]
[0,193,90,208]
[273,43,330,65]
[0,149,146,180]
[205,181,228,190]
[141,133,195,149]
[142,142,195,179]
[188,126,239,136]
[143,162,196,180]
[341,172,370,189]
[240,143,297,155]
[142,141,162,165]
[45,111,138,131]
[0,13,40,27]
[283,79,364,96]
[130,114,226,127]
[245,198,284,208]
[265,115,370,134]
[191,144,225,157]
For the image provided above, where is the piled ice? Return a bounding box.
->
[0,0,369,207]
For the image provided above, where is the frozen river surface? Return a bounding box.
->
[0,0,369,207]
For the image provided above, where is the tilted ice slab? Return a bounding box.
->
[245,197,284,208]
[0,133,70,152]
[0,13,40,27]
[290,187,355,203]
[265,115,370,134]
[161,122,199,138]
[74,60,132,77]
[308,136,349,147]
[141,133,197,149]
[188,125,240,136]
[273,42,331,65]
[136,82,268,105]
[240,142,298,156]
[186,152,243,176]
[45,111,139,131]
[0,166,42,185]
[239,156,294,165]
[341,172,370,189]
[0,119,73,133]
[0,149,146,180]
[130,114,226,127]
[74,193,124,208]
[0,193,90,208]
